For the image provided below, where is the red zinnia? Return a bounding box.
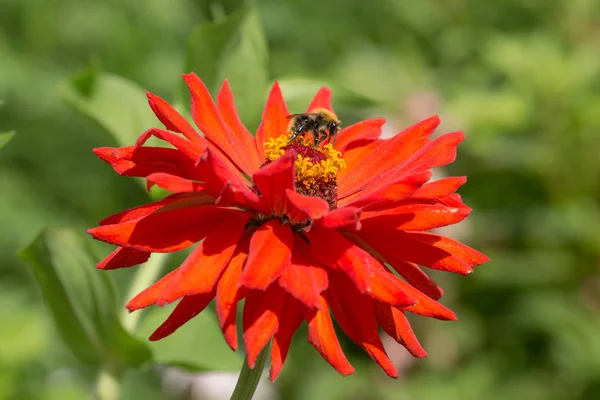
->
[88,73,488,380]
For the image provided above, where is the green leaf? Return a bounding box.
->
[137,303,242,371]
[0,131,15,150]
[186,5,268,130]
[60,65,157,147]
[19,228,152,369]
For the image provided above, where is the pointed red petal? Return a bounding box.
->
[195,146,250,196]
[243,285,286,368]
[88,206,247,253]
[136,128,205,161]
[216,181,264,212]
[412,176,467,199]
[318,207,362,230]
[307,226,371,293]
[278,240,328,309]
[96,247,150,270]
[306,87,333,112]
[336,139,383,184]
[216,80,261,173]
[285,189,330,224]
[368,262,417,307]
[93,146,201,180]
[216,239,250,351]
[149,291,215,341]
[146,173,205,193]
[407,231,490,268]
[146,91,204,145]
[362,201,470,231]
[252,152,295,215]
[126,268,180,311]
[338,116,440,198]
[240,220,293,290]
[270,295,304,381]
[341,171,432,209]
[374,302,427,358]
[328,273,398,378]
[389,259,443,300]
[183,73,254,175]
[255,82,290,159]
[334,118,385,152]
[305,295,355,376]
[155,212,250,305]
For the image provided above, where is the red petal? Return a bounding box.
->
[93,146,201,180]
[368,262,417,307]
[96,247,150,270]
[255,82,290,159]
[388,259,444,300]
[149,291,215,341]
[328,273,398,378]
[146,173,205,193]
[412,176,467,199]
[305,295,355,376]
[183,73,254,175]
[318,207,362,230]
[407,231,489,268]
[306,87,333,112]
[252,152,295,215]
[216,181,264,212]
[356,226,474,275]
[243,285,286,368]
[307,226,372,293]
[340,171,432,209]
[374,302,427,358]
[336,139,383,183]
[216,239,250,351]
[338,116,440,199]
[99,192,214,226]
[154,212,250,305]
[195,146,250,197]
[285,189,330,224]
[270,295,304,381]
[126,268,180,311]
[88,206,247,252]
[278,240,328,309]
[240,220,293,290]
[146,92,204,145]
[216,80,261,173]
[136,128,205,161]
[334,118,385,152]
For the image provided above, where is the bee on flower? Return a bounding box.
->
[88,73,489,381]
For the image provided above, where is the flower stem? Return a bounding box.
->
[230,344,270,400]
[120,252,169,332]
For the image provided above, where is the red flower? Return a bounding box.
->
[88,73,488,380]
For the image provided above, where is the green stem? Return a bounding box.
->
[120,252,169,332]
[230,344,270,400]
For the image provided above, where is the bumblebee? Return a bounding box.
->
[287,108,341,148]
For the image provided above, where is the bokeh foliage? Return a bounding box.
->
[1,0,599,399]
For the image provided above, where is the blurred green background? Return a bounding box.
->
[1,0,600,399]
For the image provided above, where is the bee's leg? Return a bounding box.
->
[288,120,309,144]
[313,129,323,148]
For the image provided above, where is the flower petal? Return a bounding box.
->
[146,173,205,193]
[93,146,201,180]
[255,82,290,159]
[88,206,247,253]
[136,128,205,161]
[196,146,250,196]
[305,294,355,376]
[407,231,490,268]
[328,273,399,378]
[216,239,250,351]
[216,181,264,212]
[340,171,432,209]
[336,139,383,183]
[240,220,294,290]
[388,259,444,300]
[146,91,205,145]
[149,291,215,341]
[334,118,385,152]
[126,268,180,311]
[318,207,362,230]
[252,152,295,216]
[338,116,440,199]
[374,302,427,358]
[270,295,304,381]
[154,212,250,305]
[96,247,150,270]
[307,226,372,293]
[306,87,333,112]
[183,73,255,175]
[243,285,286,368]
[285,189,330,224]
[278,240,328,309]
[216,80,261,173]
[412,176,467,199]
[368,262,418,307]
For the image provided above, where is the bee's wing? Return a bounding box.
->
[286,113,320,119]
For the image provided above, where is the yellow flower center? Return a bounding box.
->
[263,134,346,190]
